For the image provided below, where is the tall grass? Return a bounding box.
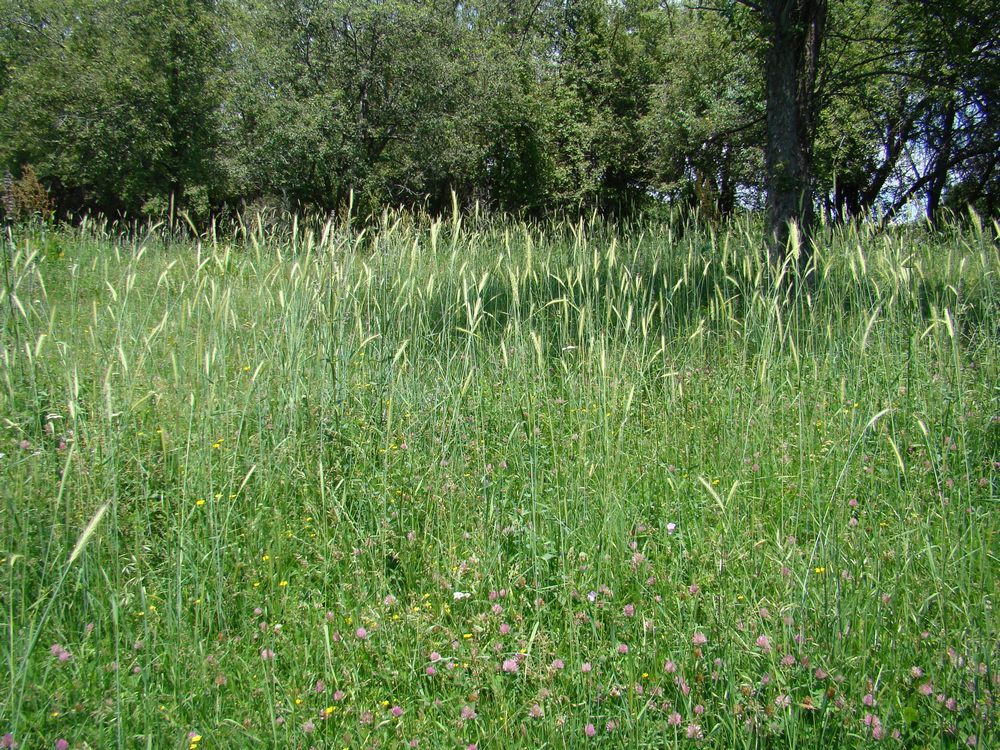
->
[1,213,997,748]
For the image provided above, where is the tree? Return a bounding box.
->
[683,0,827,270]
[643,7,763,220]
[811,0,998,225]
[757,0,827,269]
[222,0,482,216]
[0,0,226,218]
[811,0,920,222]
[1,0,994,225]
[890,0,1000,223]
[473,0,670,217]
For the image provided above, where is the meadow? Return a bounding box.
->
[1,212,997,749]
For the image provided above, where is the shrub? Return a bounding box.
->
[1,165,54,222]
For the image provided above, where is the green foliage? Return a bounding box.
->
[643,7,763,218]
[0,0,995,222]
[0,0,225,217]
[812,0,1000,222]
[220,0,483,215]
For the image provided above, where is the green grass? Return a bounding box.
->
[1,213,997,749]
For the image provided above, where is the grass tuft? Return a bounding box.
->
[0,216,996,748]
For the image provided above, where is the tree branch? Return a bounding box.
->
[685,1,763,15]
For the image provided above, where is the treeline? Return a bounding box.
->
[1,0,997,223]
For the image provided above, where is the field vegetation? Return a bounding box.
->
[1,213,998,748]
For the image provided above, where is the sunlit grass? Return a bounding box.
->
[1,213,997,748]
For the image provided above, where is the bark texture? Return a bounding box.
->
[763,0,827,274]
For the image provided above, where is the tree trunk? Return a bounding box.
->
[762,0,827,276]
[926,97,956,227]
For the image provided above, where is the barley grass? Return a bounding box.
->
[1,214,996,748]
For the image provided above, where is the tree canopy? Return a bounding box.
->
[1,0,996,225]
